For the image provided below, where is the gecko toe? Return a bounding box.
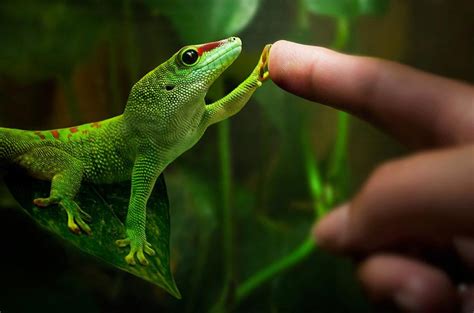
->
[67,220,82,234]
[125,252,137,266]
[33,196,59,207]
[144,243,156,256]
[116,238,131,247]
[117,236,154,266]
[137,249,149,266]
[76,218,92,235]
[78,207,92,222]
[257,44,271,82]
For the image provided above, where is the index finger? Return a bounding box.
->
[268,40,474,148]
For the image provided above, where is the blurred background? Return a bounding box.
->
[0,0,473,312]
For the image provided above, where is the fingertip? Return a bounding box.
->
[267,39,351,106]
[268,40,295,85]
[268,40,321,88]
[313,204,351,252]
[358,254,457,313]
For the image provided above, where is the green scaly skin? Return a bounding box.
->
[0,37,270,265]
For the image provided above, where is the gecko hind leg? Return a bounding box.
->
[35,171,91,234]
[34,172,91,235]
[35,195,91,234]
[23,149,91,235]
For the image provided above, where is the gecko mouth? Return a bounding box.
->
[203,42,242,105]
[197,41,242,70]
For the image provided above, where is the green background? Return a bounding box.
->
[0,0,473,312]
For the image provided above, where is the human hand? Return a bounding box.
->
[269,40,474,312]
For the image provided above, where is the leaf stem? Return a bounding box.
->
[328,111,349,179]
[236,238,315,303]
[331,17,350,51]
[296,0,310,30]
[216,117,233,310]
[328,16,351,180]
[301,127,324,217]
[219,119,233,279]
[233,14,354,306]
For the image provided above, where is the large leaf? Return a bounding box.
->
[4,169,180,299]
[145,0,260,42]
[304,0,390,18]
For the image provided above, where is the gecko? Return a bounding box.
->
[0,37,270,266]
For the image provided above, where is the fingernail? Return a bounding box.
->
[313,204,350,251]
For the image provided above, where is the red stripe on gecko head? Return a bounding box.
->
[69,127,78,133]
[197,40,224,56]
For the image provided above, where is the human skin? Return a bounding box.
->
[268,40,474,312]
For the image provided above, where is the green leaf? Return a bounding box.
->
[4,169,181,299]
[304,0,390,18]
[145,0,260,42]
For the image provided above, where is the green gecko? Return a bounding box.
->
[0,37,270,265]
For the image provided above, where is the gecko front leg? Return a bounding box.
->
[203,44,271,126]
[116,155,161,266]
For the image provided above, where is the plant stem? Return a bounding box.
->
[328,111,349,179]
[233,15,354,306]
[332,17,350,51]
[296,0,309,30]
[236,238,315,302]
[217,118,233,308]
[301,127,324,217]
[328,16,351,180]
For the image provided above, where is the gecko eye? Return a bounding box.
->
[180,49,199,66]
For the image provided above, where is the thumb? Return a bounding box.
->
[314,145,474,252]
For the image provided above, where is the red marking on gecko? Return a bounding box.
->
[51,130,60,139]
[197,40,223,56]
[70,127,78,133]
[90,122,101,128]
[34,131,46,140]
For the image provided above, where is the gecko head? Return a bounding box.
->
[125,37,242,122]
[166,37,242,94]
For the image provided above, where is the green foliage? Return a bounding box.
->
[0,0,401,310]
[304,0,390,18]
[145,0,260,42]
[0,0,107,80]
[5,169,180,299]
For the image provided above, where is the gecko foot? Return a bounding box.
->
[257,44,271,82]
[34,197,92,235]
[116,236,156,266]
